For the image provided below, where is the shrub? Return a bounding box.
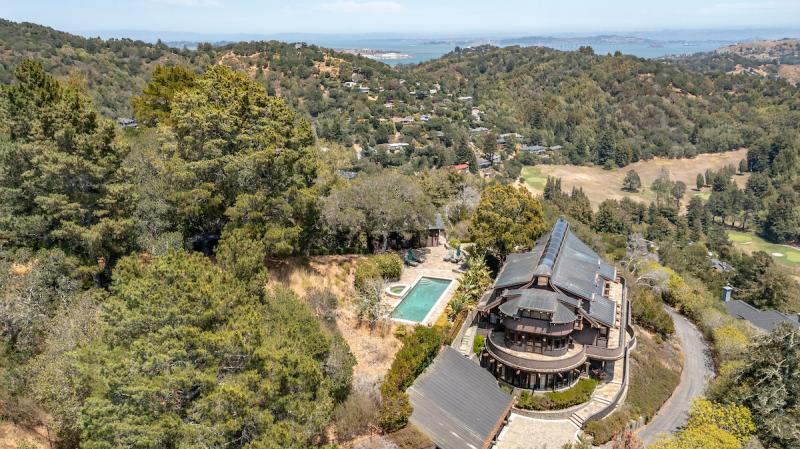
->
[378,390,413,433]
[354,254,403,292]
[379,326,443,432]
[516,378,598,411]
[516,391,554,410]
[584,408,632,444]
[631,290,674,337]
[473,334,485,355]
[333,392,379,440]
[387,425,435,449]
[712,324,749,363]
[354,258,382,292]
[374,253,403,281]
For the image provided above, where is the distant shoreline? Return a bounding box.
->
[338,48,411,61]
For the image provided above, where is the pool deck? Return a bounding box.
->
[386,243,464,326]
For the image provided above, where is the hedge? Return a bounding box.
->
[516,378,598,411]
[354,254,403,292]
[472,334,485,355]
[631,289,674,337]
[584,407,632,444]
[374,253,403,281]
[378,326,443,432]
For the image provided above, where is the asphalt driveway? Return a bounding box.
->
[636,306,714,445]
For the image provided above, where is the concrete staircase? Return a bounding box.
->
[566,366,625,429]
[458,325,477,356]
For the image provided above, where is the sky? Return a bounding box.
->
[2,0,800,36]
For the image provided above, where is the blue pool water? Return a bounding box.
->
[391,277,452,322]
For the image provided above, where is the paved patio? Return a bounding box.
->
[495,414,579,449]
[385,243,464,325]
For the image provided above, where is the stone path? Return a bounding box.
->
[568,361,624,428]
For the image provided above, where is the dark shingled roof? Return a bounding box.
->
[498,289,578,324]
[586,296,616,327]
[725,300,800,332]
[408,347,513,449]
[492,251,539,289]
[550,231,606,301]
[490,218,620,327]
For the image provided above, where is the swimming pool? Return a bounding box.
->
[390,276,453,323]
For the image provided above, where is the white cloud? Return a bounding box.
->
[152,0,221,6]
[318,0,407,14]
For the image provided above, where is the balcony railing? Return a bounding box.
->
[486,331,587,373]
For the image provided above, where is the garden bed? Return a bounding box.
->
[515,378,599,411]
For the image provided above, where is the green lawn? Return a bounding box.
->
[692,190,711,201]
[728,230,800,269]
[521,166,548,190]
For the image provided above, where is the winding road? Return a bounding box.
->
[636,306,714,445]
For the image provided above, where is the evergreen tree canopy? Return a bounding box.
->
[0,60,136,272]
[157,65,318,255]
[80,251,341,448]
[728,325,800,449]
[131,65,197,127]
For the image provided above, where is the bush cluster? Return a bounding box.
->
[584,408,631,444]
[472,334,485,355]
[354,253,403,292]
[378,326,443,432]
[631,289,674,337]
[516,378,598,411]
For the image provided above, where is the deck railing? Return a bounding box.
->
[584,288,636,424]
[486,331,588,373]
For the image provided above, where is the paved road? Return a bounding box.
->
[636,306,714,445]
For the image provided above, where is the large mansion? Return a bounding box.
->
[476,218,632,391]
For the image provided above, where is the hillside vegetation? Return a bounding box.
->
[2,19,799,171]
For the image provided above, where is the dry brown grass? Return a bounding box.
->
[9,262,34,277]
[267,256,403,398]
[0,422,50,449]
[522,148,749,209]
[777,64,800,85]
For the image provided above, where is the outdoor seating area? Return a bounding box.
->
[388,243,464,325]
[443,243,466,264]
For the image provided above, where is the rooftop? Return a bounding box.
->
[408,347,513,449]
[725,300,800,332]
[498,289,578,324]
[489,218,619,327]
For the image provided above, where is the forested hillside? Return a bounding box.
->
[409,45,800,165]
[1,17,799,449]
[2,19,799,171]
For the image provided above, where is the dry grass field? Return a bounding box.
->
[521,148,749,209]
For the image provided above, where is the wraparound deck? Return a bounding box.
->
[485,331,588,373]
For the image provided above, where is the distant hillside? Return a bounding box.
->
[0,19,389,116]
[2,19,799,170]
[407,45,799,164]
[717,39,800,63]
[664,39,800,85]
